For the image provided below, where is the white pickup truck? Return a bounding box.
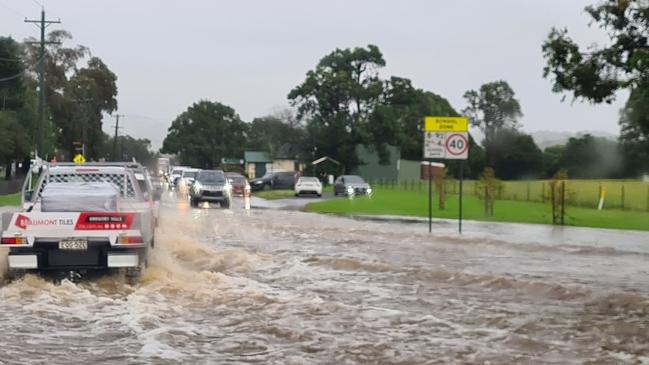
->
[1,165,155,281]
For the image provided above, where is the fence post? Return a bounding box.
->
[560,181,566,225]
[621,185,625,211]
[484,185,488,216]
[599,184,603,209]
[550,183,556,224]
[541,182,545,203]
[647,185,649,212]
[526,182,530,201]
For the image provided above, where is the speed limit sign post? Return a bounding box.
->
[423,117,469,234]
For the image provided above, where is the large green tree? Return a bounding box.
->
[161,100,247,168]
[247,115,305,160]
[24,30,117,160]
[0,37,35,174]
[102,133,156,168]
[288,45,385,172]
[370,77,458,160]
[0,37,28,111]
[0,112,31,177]
[62,57,118,159]
[542,0,649,176]
[559,134,622,178]
[462,81,523,166]
[489,129,544,180]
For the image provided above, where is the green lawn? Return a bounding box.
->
[389,179,649,211]
[0,193,21,207]
[254,185,332,200]
[306,188,649,231]
[254,190,296,200]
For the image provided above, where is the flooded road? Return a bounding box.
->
[1,195,649,364]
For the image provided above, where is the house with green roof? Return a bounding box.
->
[244,151,303,178]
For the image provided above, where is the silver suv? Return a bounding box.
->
[189,170,232,208]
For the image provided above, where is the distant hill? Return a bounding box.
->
[529,130,618,149]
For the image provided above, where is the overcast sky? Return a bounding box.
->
[1,0,626,149]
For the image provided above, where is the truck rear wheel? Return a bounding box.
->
[6,269,26,282]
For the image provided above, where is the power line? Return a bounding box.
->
[0,71,25,82]
[0,0,28,18]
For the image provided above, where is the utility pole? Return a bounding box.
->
[73,97,92,158]
[112,114,125,161]
[25,8,61,157]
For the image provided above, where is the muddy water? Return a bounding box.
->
[1,197,649,364]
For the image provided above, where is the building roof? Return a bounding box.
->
[311,156,340,165]
[244,151,272,163]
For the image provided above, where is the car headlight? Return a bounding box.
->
[253,180,263,185]
[367,187,372,194]
[346,186,354,193]
[224,183,232,192]
[193,181,202,191]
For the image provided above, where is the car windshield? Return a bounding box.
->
[171,169,183,175]
[197,171,226,184]
[344,176,365,183]
[184,171,198,178]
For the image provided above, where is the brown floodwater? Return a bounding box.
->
[1,194,648,364]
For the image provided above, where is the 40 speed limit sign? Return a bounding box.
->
[423,132,469,160]
[423,116,470,160]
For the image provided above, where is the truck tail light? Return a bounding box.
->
[118,235,144,244]
[1,237,27,245]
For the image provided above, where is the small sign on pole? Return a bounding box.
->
[73,153,86,165]
[423,116,469,234]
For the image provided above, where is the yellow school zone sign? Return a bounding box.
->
[424,116,469,132]
[73,154,86,164]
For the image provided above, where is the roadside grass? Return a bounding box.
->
[305,188,649,231]
[254,190,296,200]
[389,179,649,211]
[0,193,21,207]
[254,185,332,200]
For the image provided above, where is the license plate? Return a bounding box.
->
[59,239,88,250]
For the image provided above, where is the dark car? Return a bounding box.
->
[189,170,231,208]
[334,175,373,196]
[250,171,297,192]
[224,172,250,197]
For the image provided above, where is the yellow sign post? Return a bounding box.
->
[423,116,469,235]
[424,116,469,132]
[73,154,86,164]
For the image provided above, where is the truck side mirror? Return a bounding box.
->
[24,190,33,202]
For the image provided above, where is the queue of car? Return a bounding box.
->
[171,165,373,202]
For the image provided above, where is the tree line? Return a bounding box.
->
[0,31,155,177]
[163,41,647,180]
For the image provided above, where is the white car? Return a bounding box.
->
[178,168,200,193]
[294,177,323,197]
[169,166,190,188]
